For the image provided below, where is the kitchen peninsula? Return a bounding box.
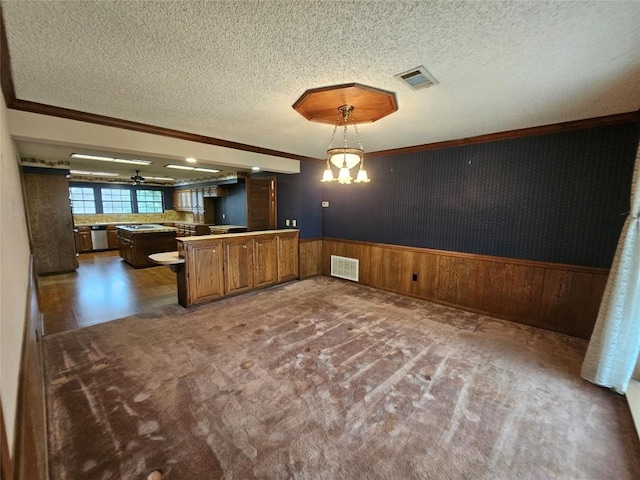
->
[117,224,178,268]
[175,229,299,307]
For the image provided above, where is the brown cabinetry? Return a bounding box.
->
[223,237,254,296]
[203,186,227,197]
[253,234,277,288]
[277,231,299,283]
[184,241,224,305]
[75,226,93,253]
[117,228,177,268]
[177,229,298,307]
[106,225,119,249]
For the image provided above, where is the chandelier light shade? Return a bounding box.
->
[292,83,398,185]
[321,105,369,184]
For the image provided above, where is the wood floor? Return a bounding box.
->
[38,251,178,336]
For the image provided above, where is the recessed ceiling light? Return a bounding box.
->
[252,166,260,171]
[70,153,152,165]
[69,170,120,177]
[186,157,197,163]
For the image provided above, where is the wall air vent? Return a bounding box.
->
[330,255,359,282]
[395,65,439,90]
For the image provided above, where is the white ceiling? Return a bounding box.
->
[2,0,639,181]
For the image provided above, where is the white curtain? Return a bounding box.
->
[581,142,640,394]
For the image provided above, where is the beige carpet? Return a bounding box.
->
[44,277,640,479]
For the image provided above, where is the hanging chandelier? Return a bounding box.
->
[292,83,398,185]
[322,105,369,184]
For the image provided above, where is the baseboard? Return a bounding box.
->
[627,378,640,439]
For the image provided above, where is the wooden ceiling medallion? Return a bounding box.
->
[293,83,398,125]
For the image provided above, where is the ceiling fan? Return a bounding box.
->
[131,170,145,185]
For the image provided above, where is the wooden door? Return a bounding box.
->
[246,176,276,231]
[253,234,277,288]
[186,242,224,304]
[23,171,78,274]
[223,237,254,295]
[277,232,299,283]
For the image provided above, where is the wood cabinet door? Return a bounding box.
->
[253,235,277,288]
[223,237,254,295]
[187,242,224,304]
[277,232,299,283]
[181,189,192,210]
[77,230,93,252]
[172,190,182,211]
[107,228,120,249]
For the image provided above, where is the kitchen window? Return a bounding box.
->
[136,190,164,213]
[69,187,97,214]
[101,188,133,214]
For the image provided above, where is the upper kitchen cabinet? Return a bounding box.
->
[22,168,77,274]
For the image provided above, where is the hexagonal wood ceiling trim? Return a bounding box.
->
[293,83,398,125]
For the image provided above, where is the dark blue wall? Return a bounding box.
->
[213,183,247,225]
[276,162,324,239]
[318,123,638,268]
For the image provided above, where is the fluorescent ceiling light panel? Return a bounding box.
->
[165,164,220,173]
[186,157,197,163]
[145,176,175,181]
[71,153,151,165]
[70,170,120,176]
[165,164,194,170]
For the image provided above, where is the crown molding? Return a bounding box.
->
[367,110,640,158]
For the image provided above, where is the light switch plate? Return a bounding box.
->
[292,219,297,227]
[285,219,290,226]
[322,201,329,207]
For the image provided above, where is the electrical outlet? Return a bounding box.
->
[222,213,225,219]
[292,219,297,227]
[285,219,290,226]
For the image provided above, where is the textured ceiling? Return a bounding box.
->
[2,0,640,176]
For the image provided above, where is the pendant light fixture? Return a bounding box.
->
[322,105,369,184]
[293,83,398,185]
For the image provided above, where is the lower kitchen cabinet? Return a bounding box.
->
[277,231,299,283]
[253,234,277,288]
[177,229,298,307]
[107,226,120,249]
[223,237,254,296]
[75,226,93,253]
[184,242,224,305]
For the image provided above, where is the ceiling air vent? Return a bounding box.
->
[395,66,439,90]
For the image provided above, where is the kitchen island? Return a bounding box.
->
[176,229,298,307]
[117,224,178,268]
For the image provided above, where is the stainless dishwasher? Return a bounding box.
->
[90,225,109,250]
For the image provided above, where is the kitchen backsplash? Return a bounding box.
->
[74,210,194,225]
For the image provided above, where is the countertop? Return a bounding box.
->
[115,224,178,233]
[177,229,298,243]
[148,251,184,265]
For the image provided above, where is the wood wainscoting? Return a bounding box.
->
[3,257,48,480]
[322,238,608,339]
[299,238,323,279]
